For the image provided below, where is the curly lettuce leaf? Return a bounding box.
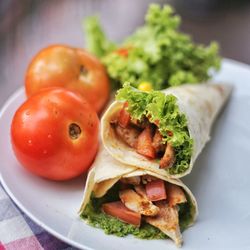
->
[83,16,117,58]
[116,84,193,175]
[81,184,166,239]
[84,4,221,90]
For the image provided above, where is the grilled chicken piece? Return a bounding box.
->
[134,185,148,198]
[166,183,187,207]
[119,189,159,216]
[160,143,175,169]
[120,176,141,186]
[115,124,140,148]
[152,130,165,154]
[145,201,182,247]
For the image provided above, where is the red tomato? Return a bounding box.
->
[118,102,130,128]
[136,127,155,158]
[115,48,129,57]
[25,45,110,113]
[11,88,99,181]
[102,201,141,226]
[115,46,133,57]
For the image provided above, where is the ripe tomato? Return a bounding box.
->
[25,45,110,113]
[11,88,99,181]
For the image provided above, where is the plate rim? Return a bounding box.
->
[0,58,249,250]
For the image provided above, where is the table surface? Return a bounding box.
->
[0,1,249,249]
[0,184,75,249]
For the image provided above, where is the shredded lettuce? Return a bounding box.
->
[84,4,221,90]
[116,84,193,175]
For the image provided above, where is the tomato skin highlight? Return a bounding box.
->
[11,88,99,181]
[25,45,110,113]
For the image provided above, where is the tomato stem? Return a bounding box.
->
[69,123,81,139]
[79,65,92,83]
[80,65,88,76]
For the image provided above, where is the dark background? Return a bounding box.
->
[0,0,249,107]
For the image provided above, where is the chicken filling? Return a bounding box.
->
[111,103,175,169]
[114,85,193,175]
[81,175,194,241]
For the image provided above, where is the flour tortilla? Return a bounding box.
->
[79,146,198,246]
[101,83,232,178]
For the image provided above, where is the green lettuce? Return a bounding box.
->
[84,4,221,90]
[84,16,117,58]
[116,84,193,175]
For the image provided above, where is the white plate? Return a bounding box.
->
[1,59,250,250]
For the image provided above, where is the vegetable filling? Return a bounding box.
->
[81,175,194,239]
[113,85,193,175]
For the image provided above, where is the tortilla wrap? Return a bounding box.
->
[79,147,198,246]
[101,83,232,178]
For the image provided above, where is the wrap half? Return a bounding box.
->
[79,147,198,246]
[101,83,232,178]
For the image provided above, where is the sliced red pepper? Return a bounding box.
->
[118,102,131,128]
[136,126,155,158]
[145,179,167,201]
[102,201,141,227]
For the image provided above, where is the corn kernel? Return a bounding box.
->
[138,82,152,91]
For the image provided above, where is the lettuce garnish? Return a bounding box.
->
[116,84,193,175]
[84,16,117,58]
[84,4,220,90]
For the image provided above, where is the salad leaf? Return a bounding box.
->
[84,4,221,90]
[83,16,117,58]
[116,84,193,175]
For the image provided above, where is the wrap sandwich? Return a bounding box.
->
[79,147,198,246]
[101,83,232,178]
